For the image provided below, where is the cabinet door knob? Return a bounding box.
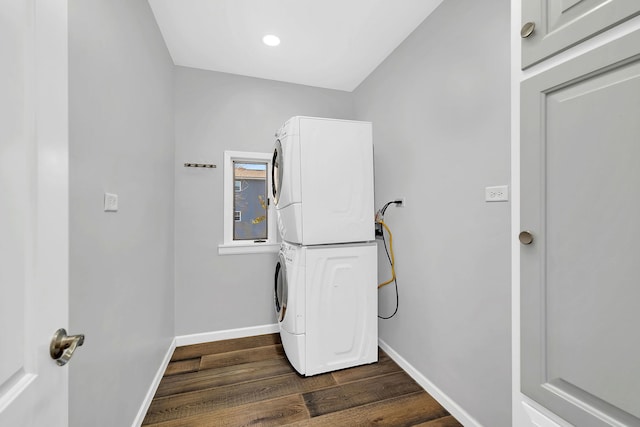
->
[521,22,535,38]
[519,231,534,245]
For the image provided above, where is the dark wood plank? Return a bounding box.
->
[143,372,336,424]
[154,357,295,398]
[147,335,463,427]
[289,391,450,427]
[303,371,423,417]
[331,352,400,384]
[198,343,285,370]
[413,415,464,426]
[171,333,281,361]
[143,394,309,427]
[163,358,200,376]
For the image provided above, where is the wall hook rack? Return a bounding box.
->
[184,163,216,169]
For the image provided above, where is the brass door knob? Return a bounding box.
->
[521,22,535,38]
[519,231,534,245]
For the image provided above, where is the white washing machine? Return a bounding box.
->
[271,116,375,245]
[274,241,378,376]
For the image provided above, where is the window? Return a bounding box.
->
[220,151,279,255]
[233,161,267,240]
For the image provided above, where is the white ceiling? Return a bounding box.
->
[148,0,443,92]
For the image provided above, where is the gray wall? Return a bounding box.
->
[174,67,354,335]
[68,0,175,426]
[353,1,512,426]
[66,1,511,424]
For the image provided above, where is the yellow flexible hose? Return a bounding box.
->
[377,220,395,288]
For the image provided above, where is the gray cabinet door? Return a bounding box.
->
[521,0,640,68]
[521,29,640,426]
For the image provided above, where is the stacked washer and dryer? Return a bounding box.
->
[272,116,378,376]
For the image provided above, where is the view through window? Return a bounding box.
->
[233,161,268,240]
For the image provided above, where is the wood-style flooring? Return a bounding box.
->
[142,333,463,426]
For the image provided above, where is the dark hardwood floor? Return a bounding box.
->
[142,334,462,426]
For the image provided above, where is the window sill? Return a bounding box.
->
[218,242,280,255]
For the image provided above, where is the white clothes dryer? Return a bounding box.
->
[271,116,375,245]
[274,241,378,376]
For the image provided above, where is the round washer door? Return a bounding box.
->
[272,140,284,206]
[274,252,288,322]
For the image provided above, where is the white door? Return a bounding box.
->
[520,28,640,426]
[0,0,71,425]
[520,0,640,67]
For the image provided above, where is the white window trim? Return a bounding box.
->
[219,150,279,255]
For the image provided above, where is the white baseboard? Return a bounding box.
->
[378,338,482,427]
[175,323,279,347]
[521,399,572,427]
[131,338,177,427]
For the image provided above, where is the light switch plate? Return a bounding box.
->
[485,185,509,202]
[104,193,118,212]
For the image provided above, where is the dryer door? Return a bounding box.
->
[274,252,288,322]
[271,140,283,206]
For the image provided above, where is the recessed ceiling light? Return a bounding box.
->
[262,34,280,47]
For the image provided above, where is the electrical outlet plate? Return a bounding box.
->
[485,185,509,202]
[375,222,384,237]
[104,193,118,212]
